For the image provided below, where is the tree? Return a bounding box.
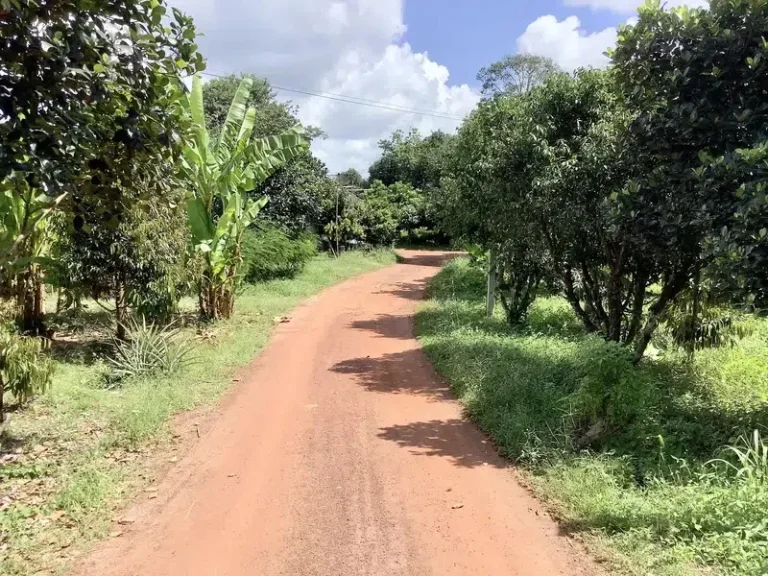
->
[181,76,309,320]
[445,94,551,324]
[335,168,367,189]
[202,74,299,139]
[0,180,65,334]
[0,0,203,334]
[55,172,190,336]
[255,151,328,233]
[477,53,560,98]
[354,182,400,247]
[0,333,55,424]
[368,129,453,191]
[612,0,768,352]
[368,129,454,243]
[203,74,331,235]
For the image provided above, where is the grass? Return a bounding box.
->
[416,257,768,576]
[0,249,395,575]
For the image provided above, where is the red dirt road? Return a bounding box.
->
[78,251,598,576]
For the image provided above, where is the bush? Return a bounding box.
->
[0,332,55,412]
[241,225,318,283]
[108,318,194,382]
[0,331,55,425]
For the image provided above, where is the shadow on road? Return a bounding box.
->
[374,280,430,301]
[395,252,457,267]
[349,314,414,340]
[377,419,506,469]
[331,350,453,401]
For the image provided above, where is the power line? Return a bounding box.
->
[198,70,466,122]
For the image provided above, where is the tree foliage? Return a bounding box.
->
[334,168,367,189]
[202,74,298,140]
[612,0,768,313]
[368,129,453,191]
[0,0,203,335]
[476,53,560,98]
[445,0,768,359]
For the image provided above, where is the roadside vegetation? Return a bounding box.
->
[413,2,768,572]
[0,249,393,575]
[418,258,768,576]
[0,1,407,572]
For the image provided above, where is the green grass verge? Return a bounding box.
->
[0,250,395,575]
[416,257,768,576]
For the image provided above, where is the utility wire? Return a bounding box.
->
[198,70,466,122]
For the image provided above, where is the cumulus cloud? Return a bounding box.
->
[517,15,617,71]
[169,0,478,174]
[564,0,708,13]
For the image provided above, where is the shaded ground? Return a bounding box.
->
[75,250,598,576]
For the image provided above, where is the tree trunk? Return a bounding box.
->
[633,271,690,363]
[625,270,649,344]
[688,268,701,358]
[606,258,625,342]
[562,268,598,333]
[115,274,127,341]
[486,248,497,317]
[0,374,5,425]
[34,275,44,327]
[15,266,45,336]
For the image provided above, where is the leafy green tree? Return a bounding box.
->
[202,74,299,139]
[0,0,203,334]
[354,182,400,247]
[55,172,190,336]
[369,129,453,191]
[476,53,560,98]
[0,332,55,424]
[255,151,328,233]
[203,74,331,235]
[612,0,768,349]
[445,94,550,324]
[0,181,65,334]
[368,129,454,243]
[335,169,367,189]
[181,76,309,320]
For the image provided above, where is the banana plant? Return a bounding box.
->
[0,178,65,334]
[180,75,308,320]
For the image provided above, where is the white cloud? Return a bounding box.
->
[169,0,478,174]
[517,15,617,71]
[564,0,708,13]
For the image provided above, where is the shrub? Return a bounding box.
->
[241,225,318,283]
[0,332,55,421]
[108,318,194,381]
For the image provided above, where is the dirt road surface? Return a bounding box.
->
[78,251,598,576]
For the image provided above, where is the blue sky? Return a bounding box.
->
[403,0,620,87]
[172,0,706,173]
